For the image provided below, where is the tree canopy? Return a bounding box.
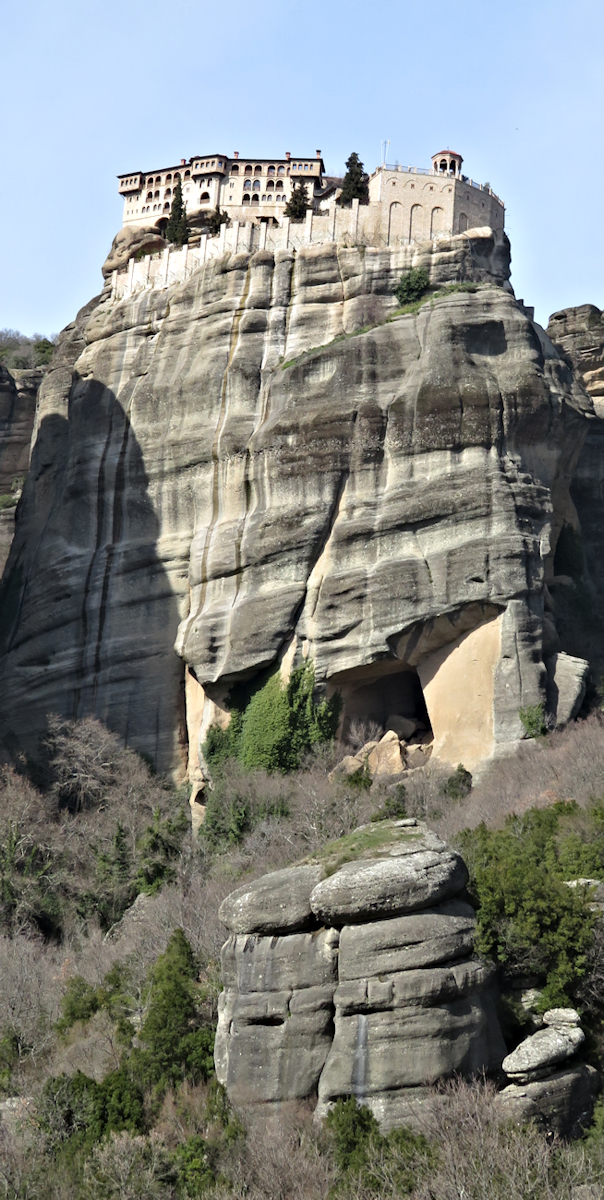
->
[339,151,369,206]
[165,181,189,245]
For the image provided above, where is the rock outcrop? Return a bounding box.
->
[0,229,594,775]
[497,1007,598,1136]
[215,818,506,1127]
[0,365,44,573]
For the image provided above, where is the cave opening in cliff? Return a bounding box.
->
[330,662,432,745]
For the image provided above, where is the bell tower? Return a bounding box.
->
[431,150,463,178]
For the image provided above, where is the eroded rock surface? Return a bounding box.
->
[0,230,593,773]
[0,366,44,573]
[214,820,506,1125]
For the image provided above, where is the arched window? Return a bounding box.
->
[231,164,239,174]
[262,194,267,201]
[409,203,423,241]
[253,179,261,190]
[154,190,160,198]
[439,160,447,173]
[163,202,170,211]
[430,206,444,238]
[254,165,262,174]
[242,194,250,204]
[147,178,153,186]
[275,180,283,190]
[174,172,181,181]
[458,212,468,233]
[184,170,190,178]
[244,179,251,190]
[164,188,172,197]
[146,191,153,201]
[268,165,275,176]
[388,201,404,245]
[244,164,252,174]
[251,194,259,203]
[200,191,210,202]
[266,180,274,190]
[155,176,162,183]
[277,165,285,175]
[166,173,172,182]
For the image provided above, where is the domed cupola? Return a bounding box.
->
[431,150,463,178]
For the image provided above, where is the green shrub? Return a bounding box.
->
[201,779,289,851]
[519,702,548,738]
[395,267,430,306]
[203,664,341,775]
[441,763,473,800]
[56,977,100,1033]
[458,801,603,1007]
[371,783,407,820]
[324,1096,433,1193]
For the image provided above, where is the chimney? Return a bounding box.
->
[316,150,321,158]
[233,151,239,159]
[285,151,291,161]
[180,158,186,165]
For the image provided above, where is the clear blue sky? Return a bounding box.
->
[2,0,603,335]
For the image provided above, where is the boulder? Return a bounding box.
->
[543,1007,581,1027]
[214,982,336,1106]
[309,850,468,925]
[502,1024,585,1081]
[337,900,477,979]
[101,225,167,277]
[496,1064,599,1138]
[545,651,589,727]
[316,989,505,1117]
[221,928,339,993]
[218,864,325,935]
[385,716,418,739]
[215,821,506,1127]
[367,731,406,776]
[406,743,433,769]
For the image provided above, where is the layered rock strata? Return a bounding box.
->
[0,365,44,573]
[0,229,593,775]
[497,1007,598,1136]
[215,818,506,1128]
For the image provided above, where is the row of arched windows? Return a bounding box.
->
[145,170,183,186]
[231,164,286,176]
[243,179,284,191]
[241,194,286,205]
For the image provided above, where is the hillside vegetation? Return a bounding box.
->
[3,713,604,1195]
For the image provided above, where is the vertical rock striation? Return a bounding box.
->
[0,230,593,774]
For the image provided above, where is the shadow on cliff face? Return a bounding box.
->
[0,382,185,776]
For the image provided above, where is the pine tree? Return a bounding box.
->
[284,180,309,222]
[339,152,369,207]
[165,181,189,245]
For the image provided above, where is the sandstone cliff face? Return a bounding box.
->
[215,818,506,1128]
[0,365,43,574]
[547,306,604,683]
[0,230,593,774]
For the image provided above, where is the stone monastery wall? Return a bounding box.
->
[112,199,497,302]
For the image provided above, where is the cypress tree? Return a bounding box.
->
[339,152,369,206]
[284,179,309,222]
[165,181,189,245]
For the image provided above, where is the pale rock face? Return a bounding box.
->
[0,231,594,773]
[367,730,406,776]
[102,226,167,277]
[215,821,506,1124]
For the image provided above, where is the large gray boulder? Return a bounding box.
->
[218,865,325,935]
[502,1024,585,1082]
[497,1064,599,1138]
[215,821,506,1124]
[338,900,477,979]
[310,851,468,925]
